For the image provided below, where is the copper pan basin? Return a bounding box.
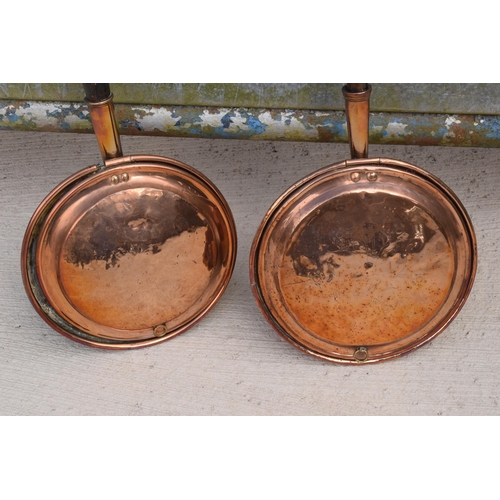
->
[22,154,237,349]
[250,157,477,364]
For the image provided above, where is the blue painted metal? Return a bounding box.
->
[2,100,500,147]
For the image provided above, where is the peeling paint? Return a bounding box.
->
[384,122,411,138]
[2,99,500,148]
[136,106,179,130]
[200,109,227,128]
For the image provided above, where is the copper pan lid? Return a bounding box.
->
[250,84,477,364]
[21,84,236,349]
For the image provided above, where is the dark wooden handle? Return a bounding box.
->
[345,83,368,93]
[83,83,111,103]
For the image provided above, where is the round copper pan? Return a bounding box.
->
[21,85,236,349]
[250,85,477,364]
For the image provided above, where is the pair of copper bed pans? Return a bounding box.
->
[22,83,477,363]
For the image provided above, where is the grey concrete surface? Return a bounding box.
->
[1,130,498,415]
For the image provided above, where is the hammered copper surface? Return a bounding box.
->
[22,84,237,349]
[282,194,452,345]
[33,160,235,343]
[250,83,476,363]
[250,159,476,363]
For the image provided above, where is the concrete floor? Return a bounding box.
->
[1,130,499,415]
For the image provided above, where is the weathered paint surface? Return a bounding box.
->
[2,83,500,115]
[2,100,500,147]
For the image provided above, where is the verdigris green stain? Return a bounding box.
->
[3,83,500,115]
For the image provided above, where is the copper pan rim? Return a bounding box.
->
[249,156,477,364]
[22,154,237,349]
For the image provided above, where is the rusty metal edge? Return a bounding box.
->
[2,100,500,148]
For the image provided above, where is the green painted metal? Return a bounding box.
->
[3,100,500,148]
[2,83,500,115]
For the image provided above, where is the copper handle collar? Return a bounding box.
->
[85,95,123,161]
[83,83,123,162]
[342,83,372,159]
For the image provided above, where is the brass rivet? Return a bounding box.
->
[153,324,168,337]
[121,173,129,182]
[111,175,119,184]
[350,172,361,182]
[366,171,378,182]
[354,347,369,362]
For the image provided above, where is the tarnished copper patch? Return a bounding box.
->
[279,192,453,346]
[22,86,237,349]
[59,188,212,330]
[250,159,476,363]
[34,160,236,345]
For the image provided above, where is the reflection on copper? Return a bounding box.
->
[342,84,371,159]
[86,96,123,161]
[281,192,453,346]
[63,190,207,269]
[28,160,237,346]
[21,83,237,349]
[288,192,437,279]
[250,83,477,364]
[57,188,212,331]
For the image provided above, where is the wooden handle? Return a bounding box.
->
[83,83,111,103]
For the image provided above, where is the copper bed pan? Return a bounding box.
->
[250,83,477,364]
[22,83,236,349]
